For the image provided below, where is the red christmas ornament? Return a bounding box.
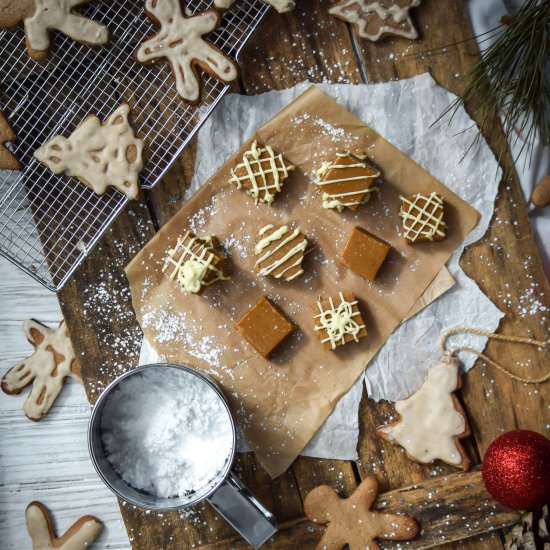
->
[482,430,550,510]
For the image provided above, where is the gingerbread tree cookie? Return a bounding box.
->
[214,0,295,13]
[328,0,421,42]
[0,110,21,170]
[34,103,144,200]
[304,476,419,550]
[254,224,307,281]
[135,0,238,104]
[0,0,109,60]
[26,501,102,550]
[376,355,471,470]
[1,320,81,421]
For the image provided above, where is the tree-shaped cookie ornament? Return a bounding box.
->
[0,0,109,60]
[214,0,295,13]
[26,501,102,550]
[328,0,421,41]
[1,320,81,421]
[0,110,21,170]
[135,0,238,104]
[376,355,471,470]
[34,103,144,200]
[304,476,419,550]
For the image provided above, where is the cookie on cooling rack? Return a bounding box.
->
[134,0,238,104]
[0,110,21,170]
[0,0,109,60]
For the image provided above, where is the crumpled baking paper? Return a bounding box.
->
[140,74,503,461]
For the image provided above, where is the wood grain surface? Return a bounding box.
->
[54,1,549,549]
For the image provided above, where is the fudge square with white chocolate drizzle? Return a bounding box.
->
[229,140,295,205]
[315,151,380,211]
[314,292,367,350]
[399,192,447,243]
[162,231,228,294]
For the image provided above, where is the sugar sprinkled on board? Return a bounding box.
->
[101,367,233,498]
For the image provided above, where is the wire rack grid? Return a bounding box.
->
[0,0,269,291]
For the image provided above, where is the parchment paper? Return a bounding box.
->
[126,85,479,477]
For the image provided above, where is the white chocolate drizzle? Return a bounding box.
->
[377,356,466,466]
[316,153,380,212]
[255,224,307,281]
[399,192,446,242]
[229,140,294,205]
[314,292,366,350]
[163,232,228,294]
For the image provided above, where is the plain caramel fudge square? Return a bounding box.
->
[314,292,367,350]
[399,192,447,243]
[236,296,296,358]
[340,226,391,281]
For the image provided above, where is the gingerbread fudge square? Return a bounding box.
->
[236,296,296,358]
[399,192,447,243]
[340,226,391,281]
[314,292,367,350]
[229,140,295,205]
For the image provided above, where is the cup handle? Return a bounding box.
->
[206,471,278,549]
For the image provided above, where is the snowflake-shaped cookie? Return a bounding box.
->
[135,0,238,104]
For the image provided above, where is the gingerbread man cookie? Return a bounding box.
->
[328,0,421,41]
[26,501,102,550]
[214,0,295,13]
[1,320,81,421]
[34,103,144,200]
[135,0,238,104]
[304,476,419,550]
[376,355,471,470]
[0,0,109,60]
[0,110,21,170]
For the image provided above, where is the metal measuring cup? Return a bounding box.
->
[88,363,277,549]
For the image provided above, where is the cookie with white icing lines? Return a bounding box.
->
[328,0,421,42]
[0,110,21,170]
[399,191,447,243]
[214,0,295,13]
[34,103,144,200]
[135,0,238,104]
[376,355,471,470]
[0,0,109,60]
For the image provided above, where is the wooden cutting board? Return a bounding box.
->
[57,1,549,548]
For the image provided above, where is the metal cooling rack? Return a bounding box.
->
[0,0,269,291]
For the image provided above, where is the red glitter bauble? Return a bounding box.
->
[482,430,550,510]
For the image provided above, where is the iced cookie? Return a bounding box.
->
[314,292,367,350]
[229,140,295,205]
[304,476,419,550]
[328,0,421,41]
[254,224,307,281]
[316,152,380,211]
[376,355,471,470]
[0,0,109,60]
[236,296,295,358]
[135,0,238,104]
[34,103,144,200]
[399,191,447,243]
[26,501,102,550]
[1,320,80,421]
[0,110,20,170]
[163,230,229,294]
[214,0,295,13]
[340,226,391,281]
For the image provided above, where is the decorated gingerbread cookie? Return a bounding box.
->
[254,224,307,281]
[0,110,21,170]
[399,191,447,243]
[214,0,295,13]
[1,320,81,421]
[376,355,471,470]
[34,103,144,200]
[135,0,238,104]
[328,0,421,42]
[26,501,102,550]
[0,0,109,60]
[304,476,419,550]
